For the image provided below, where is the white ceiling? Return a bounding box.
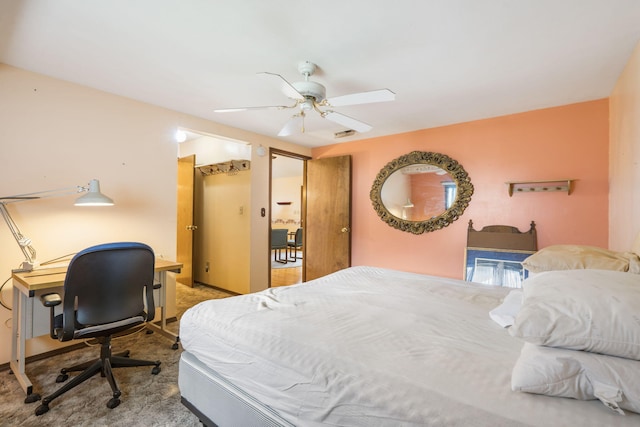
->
[1,1,640,148]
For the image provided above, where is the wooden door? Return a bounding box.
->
[176,155,195,287]
[304,155,351,281]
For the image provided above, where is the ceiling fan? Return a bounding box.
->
[214,61,395,137]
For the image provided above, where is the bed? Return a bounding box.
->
[178,262,640,426]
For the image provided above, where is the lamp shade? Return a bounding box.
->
[74,179,114,206]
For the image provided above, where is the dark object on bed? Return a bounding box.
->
[35,242,161,416]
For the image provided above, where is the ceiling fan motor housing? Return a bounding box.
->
[292,81,326,103]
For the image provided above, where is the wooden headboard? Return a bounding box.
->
[467,220,537,251]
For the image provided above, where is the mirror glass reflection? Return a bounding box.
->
[380,164,457,221]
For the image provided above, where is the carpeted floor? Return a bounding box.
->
[0,282,233,427]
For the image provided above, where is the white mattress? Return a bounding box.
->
[179,266,640,426]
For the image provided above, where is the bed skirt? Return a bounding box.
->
[179,351,295,427]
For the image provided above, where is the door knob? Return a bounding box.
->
[341,227,350,233]
[186,225,198,231]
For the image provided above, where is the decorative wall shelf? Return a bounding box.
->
[198,159,250,176]
[506,179,574,197]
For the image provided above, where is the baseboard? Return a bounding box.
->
[193,281,241,296]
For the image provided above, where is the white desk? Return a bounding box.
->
[10,259,182,401]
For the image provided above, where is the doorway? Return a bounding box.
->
[270,149,308,287]
[176,154,195,287]
[176,130,252,294]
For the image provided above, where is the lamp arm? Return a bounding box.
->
[0,185,84,204]
[0,179,113,272]
[0,203,37,267]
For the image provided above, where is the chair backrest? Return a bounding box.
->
[294,228,303,245]
[271,229,288,249]
[62,242,155,338]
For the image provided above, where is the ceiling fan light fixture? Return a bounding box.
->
[215,61,394,138]
[300,98,314,111]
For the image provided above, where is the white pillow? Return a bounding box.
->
[489,290,523,328]
[509,270,640,360]
[512,343,640,415]
[522,245,638,273]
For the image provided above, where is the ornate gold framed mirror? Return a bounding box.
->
[370,151,473,234]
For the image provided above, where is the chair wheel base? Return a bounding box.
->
[107,397,121,409]
[35,404,49,416]
[152,365,161,375]
[56,373,69,383]
[172,342,179,350]
[25,393,41,404]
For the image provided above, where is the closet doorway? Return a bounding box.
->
[270,149,308,287]
[176,154,195,287]
[177,130,252,294]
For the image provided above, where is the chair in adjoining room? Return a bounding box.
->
[271,228,289,264]
[35,242,161,416]
[287,228,303,261]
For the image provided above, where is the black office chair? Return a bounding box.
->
[271,229,288,264]
[35,242,161,416]
[287,228,303,261]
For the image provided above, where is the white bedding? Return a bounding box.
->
[179,266,640,426]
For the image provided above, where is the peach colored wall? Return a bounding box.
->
[313,100,609,279]
[410,173,450,220]
[609,41,640,251]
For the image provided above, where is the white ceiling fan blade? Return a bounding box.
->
[258,72,305,101]
[326,89,395,107]
[214,105,293,113]
[323,111,372,133]
[278,115,304,136]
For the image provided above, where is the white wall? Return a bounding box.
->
[609,41,640,250]
[0,64,179,363]
[272,175,303,232]
[0,64,311,364]
[179,134,251,166]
